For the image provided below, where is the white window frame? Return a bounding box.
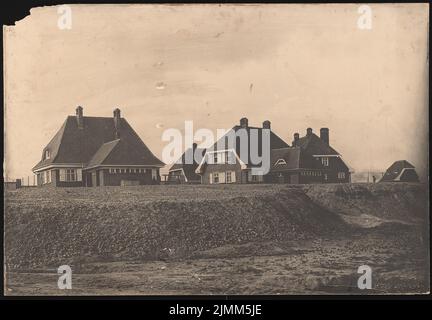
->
[45,150,51,160]
[322,157,329,167]
[275,159,287,166]
[226,171,232,183]
[213,172,219,183]
[338,172,346,179]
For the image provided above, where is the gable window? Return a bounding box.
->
[225,152,230,164]
[338,172,346,179]
[275,159,287,166]
[321,157,329,167]
[45,150,51,160]
[213,153,218,164]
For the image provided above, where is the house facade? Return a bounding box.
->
[195,118,290,184]
[292,127,352,183]
[195,119,351,185]
[32,107,164,187]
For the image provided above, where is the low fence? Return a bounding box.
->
[4,176,37,189]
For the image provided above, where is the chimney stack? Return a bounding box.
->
[320,128,329,145]
[263,120,271,130]
[240,117,248,128]
[76,106,83,129]
[114,108,121,139]
[293,133,299,146]
[306,127,313,136]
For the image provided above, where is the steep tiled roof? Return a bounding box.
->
[86,139,120,168]
[169,147,205,181]
[209,125,290,167]
[380,160,419,182]
[296,133,339,155]
[33,115,164,171]
[270,147,324,172]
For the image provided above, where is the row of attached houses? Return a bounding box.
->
[169,117,352,184]
[32,107,352,187]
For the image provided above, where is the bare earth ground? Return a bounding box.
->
[4,183,430,295]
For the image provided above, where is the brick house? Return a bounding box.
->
[195,118,290,184]
[167,143,205,184]
[195,119,351,185]
[291,127,351,183]
[32,107,164,187]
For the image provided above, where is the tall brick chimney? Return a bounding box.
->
[293,133,299,146]
[76,106,83,129]
[306,127,313,136]
[320,128,329,145]
[240,117,248,128]
[114,108,121,139]
[262,120,271,130]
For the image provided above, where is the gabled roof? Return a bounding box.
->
[169,146,205,182]
[380,160,419,182]
[33,115,164,171]
[296,133,339,155]
[270,147,324,172]
[86,139,120,168]
[208,124,290,167]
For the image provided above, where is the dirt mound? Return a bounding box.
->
[5,188,346,269]
[4,183,427,269]
[304,183,428,223]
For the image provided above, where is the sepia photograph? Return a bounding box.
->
[2,2,430,298]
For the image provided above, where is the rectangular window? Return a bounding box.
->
[213,153,218,164]
[324,174,328,181]
[338,172,346,179]
[213,172,219,183]
[322,157,329,167]
[225,152,230,163]
[66,169,76,181]
[45,150,51,160]
[226,171,232,183]
[252,175,258,182]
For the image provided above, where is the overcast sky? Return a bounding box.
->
[4,4,429,180]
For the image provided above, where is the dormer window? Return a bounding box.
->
[45,150,51,160]
[275,159,287,165]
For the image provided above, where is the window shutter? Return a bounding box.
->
[209,173,213,184]
[219,172,226,183]
[76,169,82,181]
[59,169,66,181]
[231,171,236,183]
